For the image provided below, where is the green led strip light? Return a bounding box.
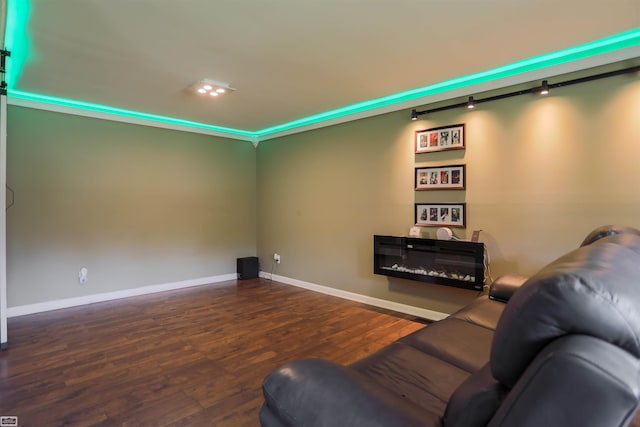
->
[4,0,639,140]
[253,27,640,137]
[9,90,258,138]
[4,0,30,90]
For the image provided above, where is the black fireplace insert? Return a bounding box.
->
[374,235,485,291]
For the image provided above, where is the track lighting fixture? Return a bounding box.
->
[467,96,475,109]
[540,80,550,95]
[408,65,640,121]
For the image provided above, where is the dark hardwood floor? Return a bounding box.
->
[0,278,427,426]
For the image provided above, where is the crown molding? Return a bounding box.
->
[6,41,639,145]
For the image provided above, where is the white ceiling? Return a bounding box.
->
[3,0,640,134]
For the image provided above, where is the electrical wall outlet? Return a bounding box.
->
[79,267,88,285]
[274,253,281,264]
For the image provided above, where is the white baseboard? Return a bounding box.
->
[260,271,448,322]
[7,273,238,318]
[8,272,449,321]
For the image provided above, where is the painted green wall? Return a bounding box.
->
[6,72,640,315]
[257,74,640,315]
[7,106,256,306]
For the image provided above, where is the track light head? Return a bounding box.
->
[540,80,550,95]
[410,109,418,120]
[467,96,475,109]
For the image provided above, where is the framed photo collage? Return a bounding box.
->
[414,123,466,228]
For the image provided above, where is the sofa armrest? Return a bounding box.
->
[488,274,528,303]
[261,358,439,427]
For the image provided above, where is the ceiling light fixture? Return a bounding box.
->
[540,80,550,95]
[192,79,235,98]
[409,65,640,121]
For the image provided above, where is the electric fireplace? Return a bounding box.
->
[374,235,485,291]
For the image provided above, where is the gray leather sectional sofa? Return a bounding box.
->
[260,225,640,427]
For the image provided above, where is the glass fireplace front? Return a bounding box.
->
[374,235,485,291]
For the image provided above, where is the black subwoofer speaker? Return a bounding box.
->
[237,256,259,279]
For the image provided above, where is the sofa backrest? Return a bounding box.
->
[444,226,640,427]
[580,224,640,247]
[491,232,640,388]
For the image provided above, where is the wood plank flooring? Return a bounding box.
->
[0,278,427,426]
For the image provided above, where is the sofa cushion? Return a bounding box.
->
[262,358,440,427]
[449,296,504,330]
[399,318,494,373]
[351,342,470,417]
[491,233,640,388]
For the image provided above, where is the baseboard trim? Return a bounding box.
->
[7,273,238,318]
[260,272,448,321]
[8,272,449,321]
